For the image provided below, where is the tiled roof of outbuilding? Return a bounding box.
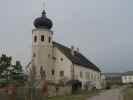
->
[53,42,101,72]
[122,71,133,75]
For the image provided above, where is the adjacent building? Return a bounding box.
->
[103,73,123,86]
[122,71,133,84]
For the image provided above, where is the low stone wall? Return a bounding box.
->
[47,82,72,97]
[0,81,72,100]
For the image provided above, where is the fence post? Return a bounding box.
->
[39,80,48,100]
[8,84,16,100]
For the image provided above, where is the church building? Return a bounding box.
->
[27,8,102,90]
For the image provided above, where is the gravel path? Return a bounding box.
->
[87,88,123,100]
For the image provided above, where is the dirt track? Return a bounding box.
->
[87,88,123,100]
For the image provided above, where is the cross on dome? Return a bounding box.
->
[33,1,53,29]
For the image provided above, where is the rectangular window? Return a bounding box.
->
[60,58,63,61]
[90,73,93,80]
[52,56,56,60]
[86,72,90,80]
[80,71,83,78]
[85,72,88,79]
[51,69,55,76]
[60,71,64,77]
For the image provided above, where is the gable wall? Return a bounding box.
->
[52,47,72,82]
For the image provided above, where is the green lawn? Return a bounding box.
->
[47,90,100,100]
[123,86,133,100]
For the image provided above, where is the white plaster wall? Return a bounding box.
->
[52,47,101,89]
[53,47,72,82]
[122,76,126,83]
[122,75,133,83]
[32,29,53,80]
[100,74,106,88]
[73,64,101,89]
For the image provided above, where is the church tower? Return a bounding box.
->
[32,9,53,80]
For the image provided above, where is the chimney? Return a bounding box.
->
[76,48,79,53]
[71,45,75,56]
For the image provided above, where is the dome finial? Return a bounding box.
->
[42,1,46,17]
[33,1,53,29]
[43,1,45,11]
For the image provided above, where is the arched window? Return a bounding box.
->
[41,35,44,42]
[51,69,55,76]
[80,71,83,78]
[34,36,37,42]
[40,66,46,79]
[60,71,64,77]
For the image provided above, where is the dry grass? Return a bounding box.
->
[123,86,133,100]
[47,90,100,100]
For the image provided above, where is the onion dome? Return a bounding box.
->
[34,10,53,29]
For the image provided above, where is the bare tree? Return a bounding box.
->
[27,59,36,100]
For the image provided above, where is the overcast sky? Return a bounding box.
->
[0,0,132,72]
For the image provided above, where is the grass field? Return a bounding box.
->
[123,86,133,100]
[47,90,100,100]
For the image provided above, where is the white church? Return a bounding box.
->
[27,8,102,90]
